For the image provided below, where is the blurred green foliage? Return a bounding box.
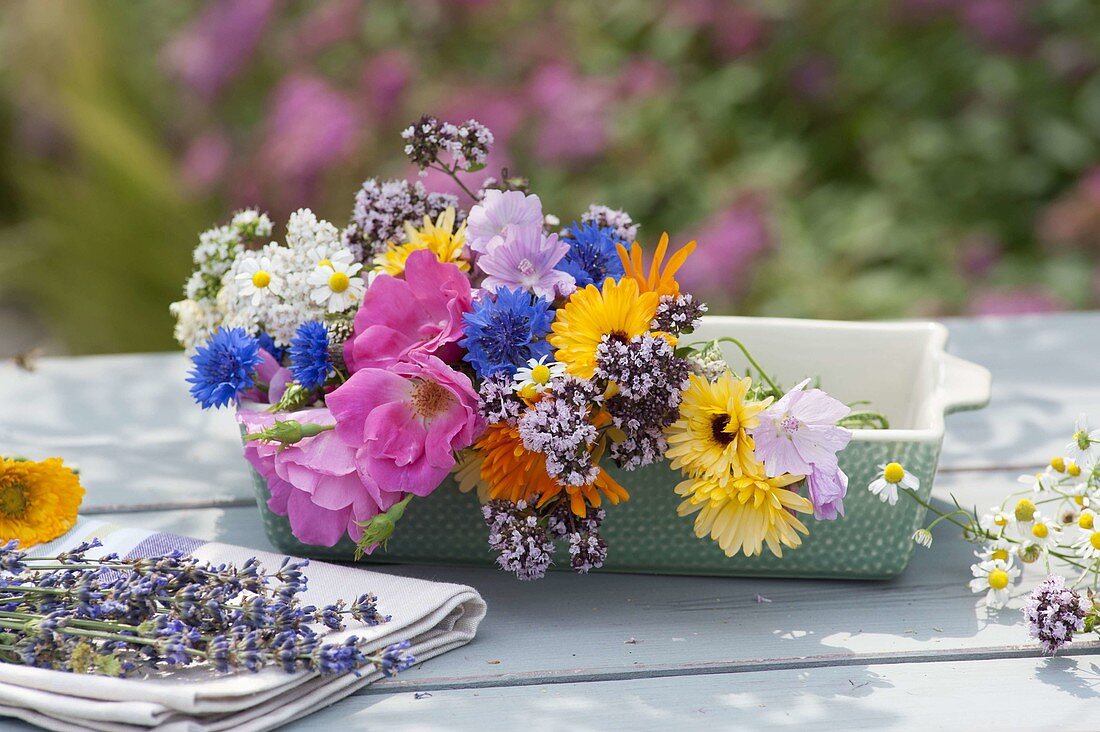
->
[3,0,1100,354]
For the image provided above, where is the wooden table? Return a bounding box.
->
[1,312,1098,730]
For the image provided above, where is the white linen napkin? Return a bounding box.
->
[0,518,487,731]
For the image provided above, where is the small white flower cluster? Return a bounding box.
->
[171,209,272,351]
[962,416,1100,610]
[401,117,494,173]
[172,208,367,351]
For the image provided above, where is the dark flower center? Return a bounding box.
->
[0,483,28,518]
[711,415,734,446]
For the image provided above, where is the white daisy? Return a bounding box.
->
[235,254,281,305]
[1072,527,1100,560]
[308,259,366,313]
[1065,414,1100,468]
[979,506,1011,536]
[1017,470,1052,493]
[969,558,1020,609]
[513,356,567,399]
[867,462,919,506]
[976,538,1013,564]
[1013,509,1058,548]
[1078,509,1096,531]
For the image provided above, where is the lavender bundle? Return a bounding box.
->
[0,540,414,677]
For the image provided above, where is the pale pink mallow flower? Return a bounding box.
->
[477,225,576,299]
[750,378,852,478]
[806,464,849,521]
[327,355,485,497]
[239,407,403,548]
[466,190,544,254]
[343,249,472,372]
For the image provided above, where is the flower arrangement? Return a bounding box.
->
[0,539,414,678]
[172,116,886,580]
[880,416,1100,655]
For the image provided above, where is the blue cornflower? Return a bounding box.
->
[461,288,554,379]
[289,321,333,390]
[257,332,286,362]
[187,328,262,409]
[555,221,626,288]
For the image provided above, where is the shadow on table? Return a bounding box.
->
[1034,656,1100,699]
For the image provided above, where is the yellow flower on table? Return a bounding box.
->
[548,277,661,380]
[676,470,811,558]
[0,457,84,548]
[665,372,770,483]
[374,206,469,276]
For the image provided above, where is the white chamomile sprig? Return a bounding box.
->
[308,258,366,313]
[969,558,1020,609]
[867,462,919,506]
[235,253,282,305]
[513,356,566,400]
[1066,414,1100,469]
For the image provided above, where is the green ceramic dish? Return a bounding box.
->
[243,316,992,579]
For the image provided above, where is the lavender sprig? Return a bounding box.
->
[0,540,411,678]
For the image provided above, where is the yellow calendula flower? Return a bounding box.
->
[616,232,696,298]
[373,206,469,276]
[665,372,771,483]
[0,457,84,548]
[676,471,811,558]
[548,277,661,379]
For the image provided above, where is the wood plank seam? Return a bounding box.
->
[362,643,1100,695]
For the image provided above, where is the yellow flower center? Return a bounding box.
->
[519,383,539,401]
[987,568,1010,590]
[1091,532,1100,551]
[1080,513,1094,530]
[251,271,271,288]
[991,548,1009,562]
[883,463,905,484]
[531,364,552,384]
[1032,522,1049,539]
[328,272,350,293]
[0,483,28,518]
[993,514,1008,527]
[1050,457,1066,473]
[1014,498,1036,522]
[318,258,333,268]
[1075,495,1086,506]
[1068,463,1082,477]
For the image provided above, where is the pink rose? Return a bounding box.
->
[344,249,472,372]
[239,407,402,548]
[327,354,485,496]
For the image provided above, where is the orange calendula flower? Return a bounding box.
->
[616,233,696,298]
[473,423,628,516]
[0,457,84,548]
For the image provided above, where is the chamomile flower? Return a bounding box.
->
[307,259,366,312]
[1072,527,1100,560]
[1065,414,1100,468]
[1017,470,1052,493]
[235,254,281,305]
[867,462,918,506]
[976,538,1013,564]
[969,558,1020,609]
[1015,510,1058,547]
[513,356,566,400]
[1078,509,1096,531]
[979,506,1011,536]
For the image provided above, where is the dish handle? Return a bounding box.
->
[941,353,992,415]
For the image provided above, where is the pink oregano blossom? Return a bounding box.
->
[343,249,472,372]
[477,224,576,299]
[327,354,485,496]
[239,407,402,548]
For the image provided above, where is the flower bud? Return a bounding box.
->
[355,495,413,559]
[243,420,334,446]
[1018,543,1042,564]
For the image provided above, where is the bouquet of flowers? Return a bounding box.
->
[172,116,877,580]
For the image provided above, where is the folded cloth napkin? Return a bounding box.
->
[0,517,487,732]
